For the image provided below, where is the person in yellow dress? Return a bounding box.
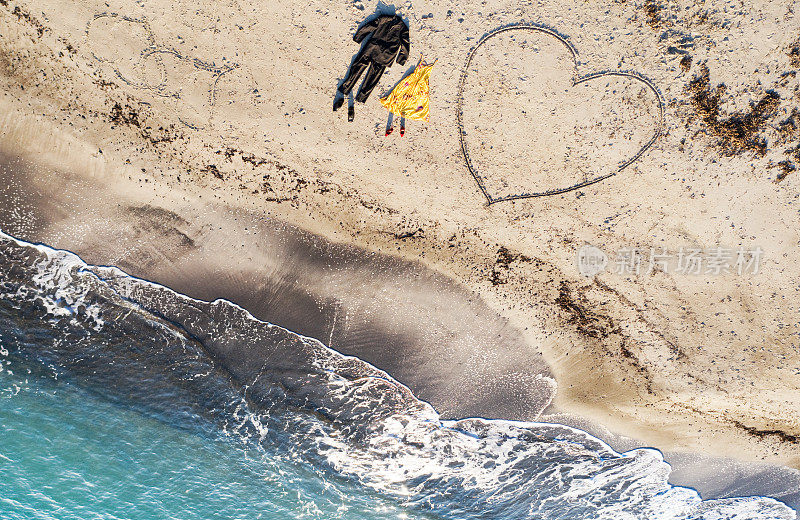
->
[380,58,435,136]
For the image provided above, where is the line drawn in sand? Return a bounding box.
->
[457,24,665,205]
[137,47,239,105]
[85,12,242,126]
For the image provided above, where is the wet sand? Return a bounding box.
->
[2,147,800,513]
[0,148,555,422]
[2,0,800,506]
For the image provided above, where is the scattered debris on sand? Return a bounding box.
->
[555,281,618,339]
[642,0,663,29]
[687,64,781,157]
[790,39,800,69]
[489,246,531,286]
[201,164,224,180]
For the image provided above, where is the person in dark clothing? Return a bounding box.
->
[334,14,410,116]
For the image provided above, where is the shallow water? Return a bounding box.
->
[0,368,432,520]
[0,230,795,520]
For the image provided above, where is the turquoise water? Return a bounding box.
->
[0,230,796,520]
[0,368,429,520]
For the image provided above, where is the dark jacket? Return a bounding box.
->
[353,14,410,67]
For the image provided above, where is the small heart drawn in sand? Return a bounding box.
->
[457,25,664,204]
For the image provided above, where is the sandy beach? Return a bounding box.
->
[4,144,800,510]
[2,0,800,497]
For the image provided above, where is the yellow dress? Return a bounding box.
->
[380,59,434,122]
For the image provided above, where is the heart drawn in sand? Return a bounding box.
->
[457,25,664,204]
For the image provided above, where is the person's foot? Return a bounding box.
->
[333,97,344,112]
[385,126,394,136]
[348,104,355,122]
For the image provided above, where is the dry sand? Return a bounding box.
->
[1,0,800,482]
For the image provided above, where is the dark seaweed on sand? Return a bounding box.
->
[687,64,780,157]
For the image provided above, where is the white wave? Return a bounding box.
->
[0,231,105,331]
[0,229,795,520]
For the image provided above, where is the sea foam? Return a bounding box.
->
[0,230,795,520]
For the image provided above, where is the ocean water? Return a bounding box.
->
[0,229,796,520]
[0,367,431,520]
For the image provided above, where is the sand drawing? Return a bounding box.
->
[457,25,665,204]
[85,13,240,112]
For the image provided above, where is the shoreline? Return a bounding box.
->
[0,144,557,423]
[2,0,800,495]
[2,225,799,513]
[1,69,799,467]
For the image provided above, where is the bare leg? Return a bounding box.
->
[385,113,394,136]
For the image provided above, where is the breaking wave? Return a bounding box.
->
[0,230,794,520]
